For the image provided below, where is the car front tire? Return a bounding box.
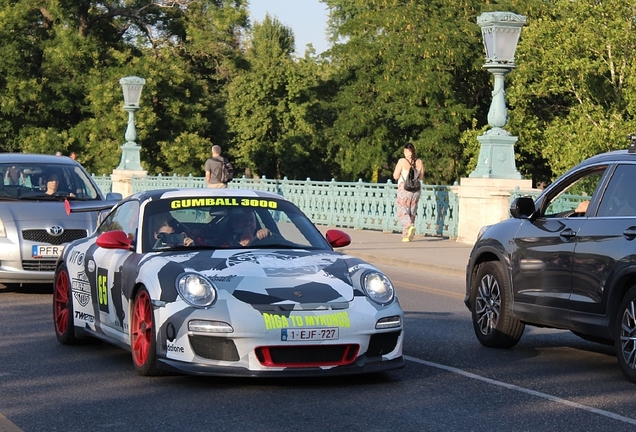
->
[470,261,524,348]
[131,287,162,376]
[615,286,636,383]
[53,264,78,344]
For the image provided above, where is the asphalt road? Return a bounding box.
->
[2,265,636,432]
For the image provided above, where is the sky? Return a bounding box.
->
[248,0,330,56]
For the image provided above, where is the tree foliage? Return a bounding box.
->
[227,15,331,180]
[0,0,247,175]
[507,0,636,180]
[323,0,489,183]
[2,0,636,186]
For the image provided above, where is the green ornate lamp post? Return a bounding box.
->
[116,76,146,171]
[469,11,526,179]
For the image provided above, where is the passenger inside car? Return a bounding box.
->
[4,165,25,186]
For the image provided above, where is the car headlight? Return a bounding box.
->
[176,273,216,308]
[362,272,395,305]
[0,218,5,237]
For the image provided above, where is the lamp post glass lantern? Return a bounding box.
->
[469,11,526,179]
[116,76,146,171]
[480,14,524,65]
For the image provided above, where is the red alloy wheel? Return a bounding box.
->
[53,269,70,336]
[131,289,153,367]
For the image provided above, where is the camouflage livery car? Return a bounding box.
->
[53,188,404,377]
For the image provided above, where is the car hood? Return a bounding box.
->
[152,249,370,308]
[0,200,97,228]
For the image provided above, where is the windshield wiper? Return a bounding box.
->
[19,193,80,201]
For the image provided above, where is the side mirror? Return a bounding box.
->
[96,230,133,250]
[510,197,535,219]
[106,192,123,201]
[326,229,351,248]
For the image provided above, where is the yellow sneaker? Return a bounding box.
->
[402,237,410,242]
[408,225,416,241]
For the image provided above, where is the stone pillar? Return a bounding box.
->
[111,169,147,198]
[453,177,533,244]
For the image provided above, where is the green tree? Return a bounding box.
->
[323,0,489,183]
[0,1,248,175]
[507,0,636,180]
[227,15,331,180]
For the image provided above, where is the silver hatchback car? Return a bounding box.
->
[0,154,120,286]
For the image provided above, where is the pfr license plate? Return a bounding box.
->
[32,245,64,258]
[281,328,339,341]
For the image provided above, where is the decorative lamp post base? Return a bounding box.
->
[469,132,522,179]
[116,141,145,171]
[113,141,147,197]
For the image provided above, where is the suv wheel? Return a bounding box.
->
[615,286,636,383]
[470,261,524,348]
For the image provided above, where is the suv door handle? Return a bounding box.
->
[560,228,577,239]
[623,227,636,239]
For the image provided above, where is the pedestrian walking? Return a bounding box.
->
[205,145,231,188]
[393,142,424,242]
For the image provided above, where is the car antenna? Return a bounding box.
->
[629,134,636,153]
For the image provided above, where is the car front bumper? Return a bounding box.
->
[158,353,405,377]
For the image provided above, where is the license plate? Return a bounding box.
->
[281,328,339,341]
[32,245,64,258]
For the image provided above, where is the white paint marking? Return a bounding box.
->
[405,355,636,426]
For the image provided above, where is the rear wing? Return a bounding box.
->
[64,198,120,215]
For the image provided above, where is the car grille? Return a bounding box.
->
[22,260,57,272]
[255,344,359,367]
[366,331,401,357]
[189,336,240,361]
[22,229,88,246]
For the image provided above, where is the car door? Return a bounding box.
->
[511,166,607,326]
[92,201,139,340]
[569,164,636,330]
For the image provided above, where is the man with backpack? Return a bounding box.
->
[205,145,233,188]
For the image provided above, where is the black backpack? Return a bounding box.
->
[217,158,234,183]
[403,159,421,192]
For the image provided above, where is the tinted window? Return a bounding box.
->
[98,201,140,244]
[597,164,636,217]
[544,167,606,217]
[141,197,330,252]
[0,163,100,200]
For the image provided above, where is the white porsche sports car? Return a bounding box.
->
[53,188,404,377]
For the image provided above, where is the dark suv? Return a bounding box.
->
[465,147,636,382]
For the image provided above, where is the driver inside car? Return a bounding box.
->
[153,215,194,248]
[45,172,75,197]
[231,209,271,246]
[574,200,590,215]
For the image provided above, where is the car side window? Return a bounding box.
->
[98,201,140,243]
[596,165,636,217]
[544,167,606,217]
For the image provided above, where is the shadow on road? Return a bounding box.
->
[0,282,52,294]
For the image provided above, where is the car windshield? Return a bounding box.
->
[0,163,101,201]
[142,196,331,252]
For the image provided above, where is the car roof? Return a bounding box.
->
[581,149,635,165]
[0,153,79,166]
[557,149,636,178]
[130,188,288,202]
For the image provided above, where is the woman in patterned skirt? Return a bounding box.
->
[392,143,424,242]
